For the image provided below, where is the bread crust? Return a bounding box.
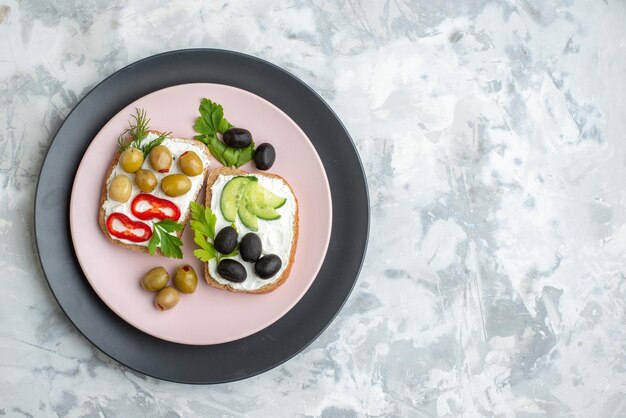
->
[98,130,211,255]
[203,167,299,294]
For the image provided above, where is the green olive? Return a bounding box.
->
[134,169,157,193]
[154,287,180,311]
[178,151,204,177]
[141,267,169,291]
[161,174,191,197]
[119,147,144,173]
[149,145,172,172]
[109,175,131,202]
[173,265,198,294]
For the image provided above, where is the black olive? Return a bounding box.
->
[255,254,282,279]
[240,233,262,262]
[223,128,252,148]
[217,259,247,283]
[253,143,276,171]
[214,226,238,254]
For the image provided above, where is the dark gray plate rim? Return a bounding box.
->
[34,48,369,384]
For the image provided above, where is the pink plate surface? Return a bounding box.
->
[70,83,332,345]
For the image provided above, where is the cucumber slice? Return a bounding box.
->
[220,175,286,228]
[250,204,281,220]
[244,182,287,221]
[220,176,254,222]
[256,185,287,209]
[237,198,258,230]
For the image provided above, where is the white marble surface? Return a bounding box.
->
[2,0,626,416]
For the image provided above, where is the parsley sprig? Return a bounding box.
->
[193,99,254,168]
[190,202,237,262]
[117,108,170,157]
[148,219,184,259]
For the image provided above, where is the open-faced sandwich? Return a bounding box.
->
[187,98,298,294]
[99,109,211,258]
[190,167,298,294]
[100,99,297,299]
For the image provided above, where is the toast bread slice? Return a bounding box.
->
[98,130,210,255]
[203,167,299,294]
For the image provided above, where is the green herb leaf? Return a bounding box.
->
[131,108,150,142]
[190,202,216,239]
[198,99,231,133]
[190,201,204,221]
[193,116,211,136]
[214,246,238,263]
[193,231,213,252]
[156,219,184,233]
[222,146,239,167]
[193,98,253,168]
[194,249,215,262]
[159,230,172,254]
[139,131,169,157]
[204,211,217,240]
[211,107,223,133]
[236,141,255,167]
[189,201,222,263]
[148,231,160,256]
[116,108,171,158]
[207,134,228,166]
[150,220,184,259]
[116,108,149,152]
[217,117,231,134]
[116,136,132,153]
[189,220,209,237]
[159,232,183,259]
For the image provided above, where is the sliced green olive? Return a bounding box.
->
[173,265,198,294]
[161,174,191,197]
[154,287,180,311]
[178,151,203,177]
[149,145,172,173]
[109,175,131,202]
[134,169,157,193]
[141,267,169,291]
[119,147,144,173]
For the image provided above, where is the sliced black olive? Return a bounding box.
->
[217,259,247,283]
[253,143,276,171]
[214,226,238,254]
[240,233,262,262]
[223,128,252,148]
[255,254,282,279]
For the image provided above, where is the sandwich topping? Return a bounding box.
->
[102,129,210,257]
[192,98,276,171]
[131,194,181,221]
[206,174,296,291]
[106,213,152,242]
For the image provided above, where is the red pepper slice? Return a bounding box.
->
[106,213,152,242]
[131,194,181,221]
